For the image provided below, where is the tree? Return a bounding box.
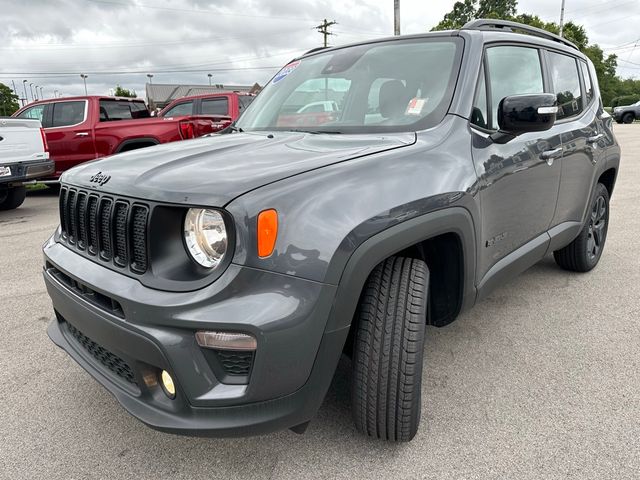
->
[431,0,624,106]
[114,85,137,98]
[0,83,20,116]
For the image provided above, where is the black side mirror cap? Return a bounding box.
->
[490,93,558,143]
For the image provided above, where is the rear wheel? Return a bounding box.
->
[622,112,634,124]
[0,186,26,210]
[351,256,429,442]
[554,183,610,272]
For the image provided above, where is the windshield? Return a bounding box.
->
[237,37,462,134]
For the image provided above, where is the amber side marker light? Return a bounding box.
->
[257,209,278,258]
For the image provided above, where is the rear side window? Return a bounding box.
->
[16,104,45,124]
[99,100,149,121]
[51,101,86,127]
[547,52,583,119]
[201,98,229,116]
[238,95,254,111]
[163,101,193,117]
[485,46,544,130]
[580,60,593,105]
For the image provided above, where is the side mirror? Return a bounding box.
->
[491,93,557,144]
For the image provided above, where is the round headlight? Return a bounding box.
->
[184,208,228,268]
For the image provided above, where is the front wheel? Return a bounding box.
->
[0,186,27,210]
[554,183,610,272]
[351,256,429,442]
[622,112,634,124]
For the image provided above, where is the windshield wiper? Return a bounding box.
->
[285,129,342,134]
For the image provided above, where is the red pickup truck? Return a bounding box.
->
[159,92,254,129]
[12,96,224,180]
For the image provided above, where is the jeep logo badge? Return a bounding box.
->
[89,171,111,186]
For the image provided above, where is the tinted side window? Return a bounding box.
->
[485,46,544,130]
[580,60,593,105]
[51,101,86,127]
[163,101,193,117]
[17,104,45,123]
[471,64,488,129]
[201,98,229,116]
[548,52,582,119]
[100,100,132,121]
[238,95,254,111]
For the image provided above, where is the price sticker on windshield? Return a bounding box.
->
[272,61,301,84]
[406,98,428,116]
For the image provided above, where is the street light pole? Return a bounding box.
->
[35,85,39,100]
[54,90,59,98]
[29,83,35,101]
[208,73,212,86]
[80,74,88,95]
[147,74,153,85]
[40,86,44,98]
[22,80,28,105]
[559,0,566,37]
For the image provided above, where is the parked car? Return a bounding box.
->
[612,100,640,123]
[44,20,619,442]
[159,92,255,132]
[0,118,52,210]
[12,96,218,181]
[296,100,339,113]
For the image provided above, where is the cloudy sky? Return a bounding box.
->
[1,0,639,102]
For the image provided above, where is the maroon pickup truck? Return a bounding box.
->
[159,92,254,130]
[12,96,224,180]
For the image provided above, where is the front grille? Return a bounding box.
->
[217,350,254,376]
[65,320,137,385]
[59,187,149,274]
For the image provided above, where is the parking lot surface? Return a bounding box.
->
[1,125,638,480]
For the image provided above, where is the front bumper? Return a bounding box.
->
[0,159,54,184]
[43,238,347,436]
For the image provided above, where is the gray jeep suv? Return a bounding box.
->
[43,20,620,442]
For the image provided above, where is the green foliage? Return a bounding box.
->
[114,85,137,98]
[610,95,640,108]
[0,83,20,116]
[431,0,635,107]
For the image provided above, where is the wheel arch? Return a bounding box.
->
[115,137,160,153]
[324,207,477,336]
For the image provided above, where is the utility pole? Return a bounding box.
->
[315,19,337,47]
[394,0,400,36]
[559,0,566,37]
[80,74,88,95]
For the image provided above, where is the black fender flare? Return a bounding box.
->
[323,206,477,333]
[115,138,159,153]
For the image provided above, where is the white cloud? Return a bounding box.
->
[2,0,639,102]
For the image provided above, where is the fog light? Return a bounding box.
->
[160,370,176,399]
[195,331,257,351]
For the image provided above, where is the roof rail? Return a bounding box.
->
[461,19,579,50]
[303,46,330,56]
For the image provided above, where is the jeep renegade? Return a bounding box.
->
[43,20,620,442]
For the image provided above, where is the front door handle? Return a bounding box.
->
[75,132,89,137]
[540,147,562,165]
[587,133,603,144]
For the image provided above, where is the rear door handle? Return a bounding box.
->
[587,133,603,144]
[75,132,89,137]
[540,147,562,165]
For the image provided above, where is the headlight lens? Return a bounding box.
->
[184,208,227,268]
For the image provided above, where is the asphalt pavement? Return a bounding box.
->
[1,125,638,480]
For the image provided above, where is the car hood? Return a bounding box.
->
[61,131,416,206]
